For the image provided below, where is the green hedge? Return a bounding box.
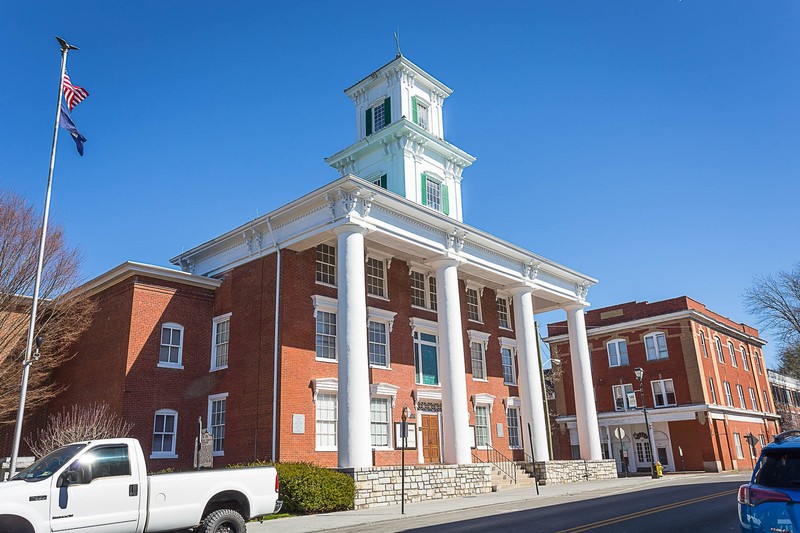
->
[229,461,354,514]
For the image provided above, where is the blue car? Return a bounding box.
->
[739,430,800,532]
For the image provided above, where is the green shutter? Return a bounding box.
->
[420,174,427,206]
[442,183,450,215]
[365,108,372,136]
[380,174,387,189]
[384,97,391,124]
[411,96,418,124]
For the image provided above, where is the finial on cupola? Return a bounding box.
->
[394,30,402,58]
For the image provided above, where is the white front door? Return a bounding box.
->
[50,444,141,532]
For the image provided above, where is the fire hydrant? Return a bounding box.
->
[655,461,664,478]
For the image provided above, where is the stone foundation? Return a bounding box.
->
[532,459,618,485]
[341,464,492,509]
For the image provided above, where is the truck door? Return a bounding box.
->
[49,444,141,532]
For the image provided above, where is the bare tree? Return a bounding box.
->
[744,262,800,376]
[0,190,95,426]
[25,403,133,458]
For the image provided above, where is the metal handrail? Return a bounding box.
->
[473,444,517,484]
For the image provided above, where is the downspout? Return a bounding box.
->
[267,217,281,463]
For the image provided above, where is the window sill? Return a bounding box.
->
[411,305,437,313]
[503,381,517,387]
[315,281,338,289]
[150,453,178,459]
[372,446,393,452]
[472,378,489,383]
[468,319,484,325]
[415,382,441,388]
[158,363,184,370]
[210,366,228,372]
[316,447,337,452]
[367,294,390,302]
[499,326,513,332]
[370,364,391,370]
[212,451,224,457]
[316,358,338,364]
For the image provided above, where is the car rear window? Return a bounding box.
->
[755,449,800,488]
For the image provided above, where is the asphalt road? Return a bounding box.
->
[339,474,747,532]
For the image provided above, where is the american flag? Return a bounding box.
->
[62,71,89,112]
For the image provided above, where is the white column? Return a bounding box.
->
[431,257,472,464]
[334,224,372,468]
[565,303,603,460]
[510,286,549,462]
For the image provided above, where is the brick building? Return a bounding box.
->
[41,55,605,471]
[769,370,800,432]
[545,297,780,473]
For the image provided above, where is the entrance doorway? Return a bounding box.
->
[420,414,441,463]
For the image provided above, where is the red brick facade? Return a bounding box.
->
[547,297,779,473]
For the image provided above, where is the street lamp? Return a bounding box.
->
[634,367,657,479]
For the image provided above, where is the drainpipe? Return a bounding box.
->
[267,217,281,463]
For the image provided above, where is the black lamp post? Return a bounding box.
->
[634,367,657,479]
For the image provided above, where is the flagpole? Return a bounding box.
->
[8,36,77,478]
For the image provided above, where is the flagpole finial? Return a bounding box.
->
[55,36,79,52]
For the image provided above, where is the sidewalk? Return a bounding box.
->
[247,473,715,532]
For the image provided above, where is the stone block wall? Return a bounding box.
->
[341,464,492,509]
[533,459,618,485]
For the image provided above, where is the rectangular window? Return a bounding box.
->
[613,384,635,411]
[414,331,439,385]
[208,394,227,455]
[316,393,337,450]
[724,381,734,406]
[466,288,482,322]
[429,276,438,311]
[426,179,442,211]
[652,379,676,407]
[316,244,336,285]
[760,434,767,446]
[152,410,177,457]
[368,320,388,367]
[607,339,629,367]
[737,384,747,409]
[645,333,668,360]
[475,406,490,447]
[497,297,511,329]
[410,271,427,307]
[417,101,429,130]
[734,433,744,460]
[709,378,717,404]
[83,446,131,479]
[749,387,759,411]
[316,311,337,361]
[507,408,520,449]
[370,397,390,448]
[211,316,230,370]
[366,257,386,298]
[471,342,487,380]
[501,347,516,385]
[159,323,183,367]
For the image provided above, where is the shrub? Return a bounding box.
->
[229,461,354,514]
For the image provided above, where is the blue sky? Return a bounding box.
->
[1,1,797,368]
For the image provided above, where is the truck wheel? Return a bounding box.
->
[199,508,247,533]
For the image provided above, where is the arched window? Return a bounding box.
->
[740,346,750,371]
[728,341,738,367]
[754,350,763,374]
[151,409,178,458]
[714,336,725,363]
[698,330,709,358]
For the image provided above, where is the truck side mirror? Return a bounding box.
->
[57,462,90,487]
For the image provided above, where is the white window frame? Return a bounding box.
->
[741,346,750,371]
[734,384,745,409]
[210,313,231,371]
[749,387,759,411]
[368,307,396,369]
[644,332,669,361]
[709,378,717,404]
[426,177,442,212]
[613,383,635,411]
[366,252,391,299]
[651,378,676,407]
[729,341,738,368]
[714,336,725,363]
[207,392,228,457]
[496,295,512,330]
[416,99,429,130]
[465,283,483,323]
[505,398,522,449]
[499,337,517,385]
[312,295,338,362]
[473,393,495,450]
[158,322,184,369]
[371,98,388,132]
[763,389,770,412]
[315,243,337,287]
[151,409,178,459]
[468,330,491,382]
[409,266,437,311]
[734,433,744,460]
[369,383,399,450]
[698,329,709,358]
[315,390,338,451]
[411,317,440,386]
[755,350,763,374]
[724,381,734,406]
[607,338,629,367]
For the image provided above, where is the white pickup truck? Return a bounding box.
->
[0,438,281,533]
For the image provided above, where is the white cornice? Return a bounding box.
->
[78,261,222,297]
[544,309,765,347]
[557,403,780,426]
[769,369,800,389]
[344,56,453,98]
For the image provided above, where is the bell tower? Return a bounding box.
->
[325,56,475,222]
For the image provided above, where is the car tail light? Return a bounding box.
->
[739,484,792,506]
[275,473,280,494]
